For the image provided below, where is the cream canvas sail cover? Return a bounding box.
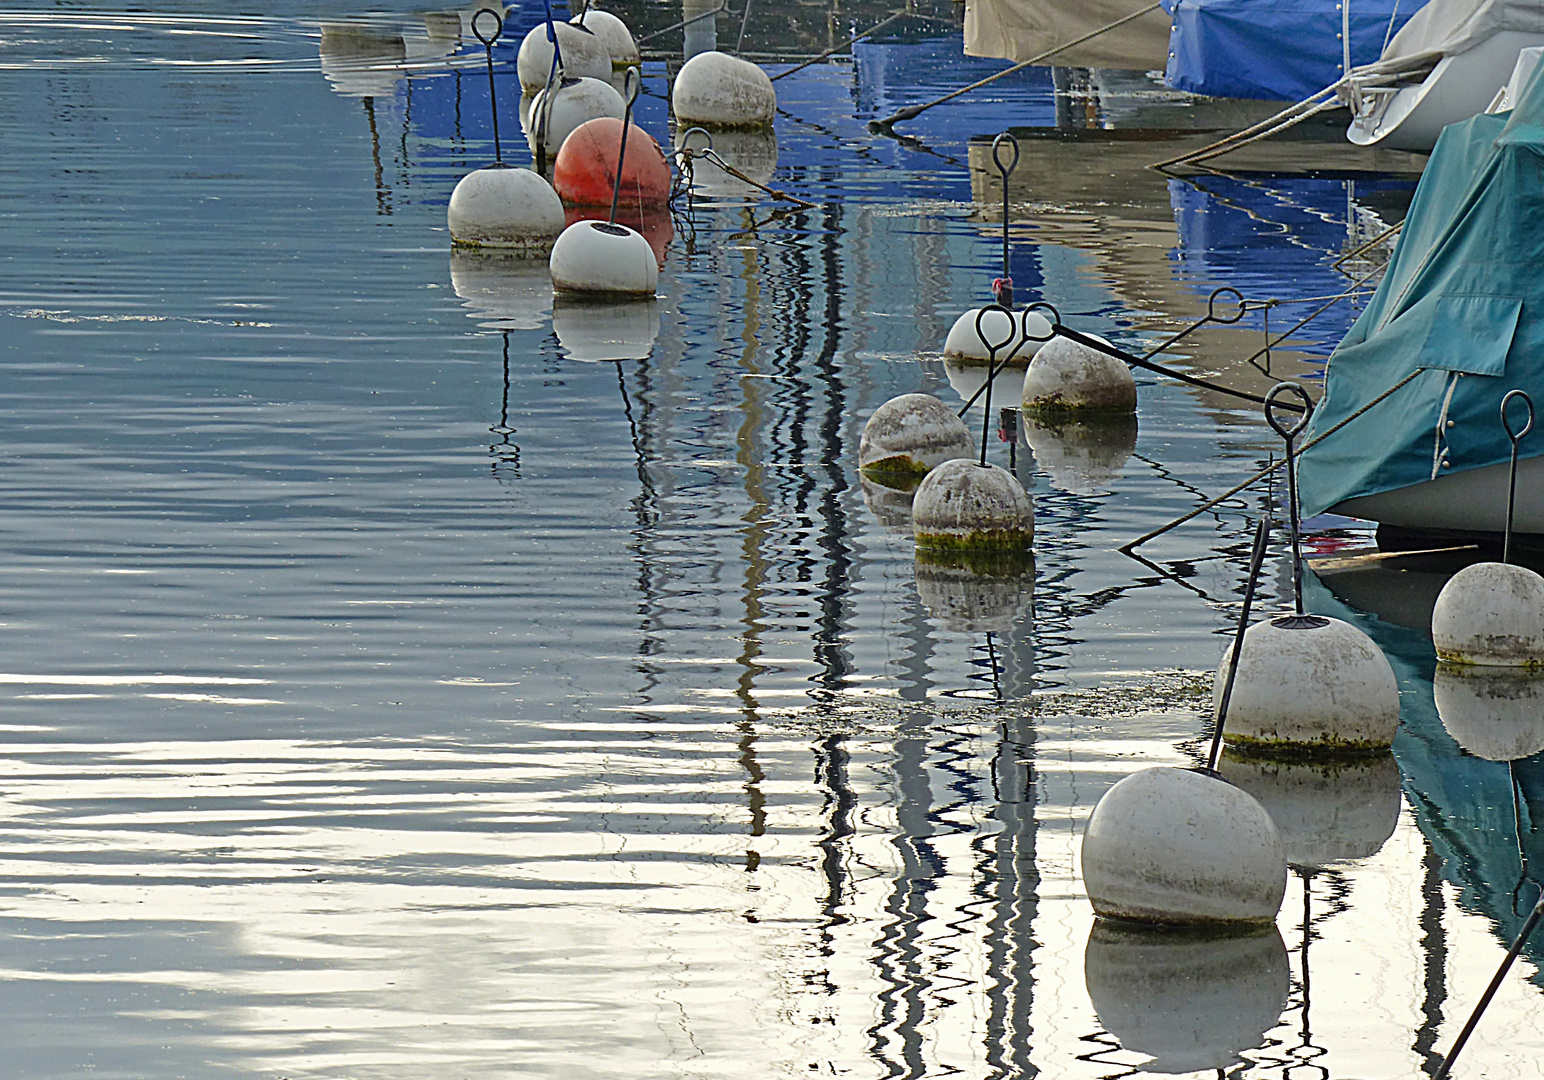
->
[1356,0,1544,77]
[964,0,1173,69]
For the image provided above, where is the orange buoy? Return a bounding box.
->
[552,117,672,210]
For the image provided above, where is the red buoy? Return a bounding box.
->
[552,117,672,210]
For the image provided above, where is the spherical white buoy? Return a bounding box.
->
[525,76,626,161]
[1081,766,1287,927]
[671,50,775,128]
[450,248,553,330]
[1217,751,1400,868]
[571,9,639,68]
[549,219,658,297]
[914,552,1034,633]
[1214,614,1400,755]
[943,359,1026,415]
[675,128,778,198]
[447,165,566,251]
[911,459,1033,554]
[1022,333,1136,414]
[1020,412,1137,496]
[859,393,975,483]
[1432,561,1544,667]
[860,474,917,534]
[517,22,612,93]
[551,293,659,361]
[1434,664,1544,760]
[942,307,1052,367]
[1085,921,1289,1075]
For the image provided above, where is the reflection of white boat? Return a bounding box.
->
[1344,0,1544,151]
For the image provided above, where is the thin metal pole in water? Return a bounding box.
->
[1264,382,1315,615]
[736,0,754,54]
[991,133,1018,308]
[610,67,641,225]
[1433,889,1544,1080]
[972,304,1018,468]
[471,8,505,163]
[1207,515,1271,772]
[1501,389,1534,564]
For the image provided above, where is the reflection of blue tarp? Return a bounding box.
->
[1164,0,1426,100]
[1299,60,1544,517]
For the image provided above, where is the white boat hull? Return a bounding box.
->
[1333,455,1544,535]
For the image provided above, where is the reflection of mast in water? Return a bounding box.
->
[489,331,521,481]
[982,705,1039,1075]
[1414,839,1450,1074]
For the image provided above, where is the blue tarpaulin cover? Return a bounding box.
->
[1298,60,1544,516]
[1164,0,1426,100]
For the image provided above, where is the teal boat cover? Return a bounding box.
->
[1298,62,1544,516]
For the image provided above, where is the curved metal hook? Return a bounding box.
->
[621,64,642,106]
[1503,388,1535,445]
[973,303,1018,359]
[472,7,504,46]
[1021,300,1059,342]
[678,126,713,155]
[1207,286,1247,325]
[991,132,1020,180]
[1264,381,1314,441]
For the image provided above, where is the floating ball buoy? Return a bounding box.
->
[1217,751,1400,867]
[1431,562,1544,667]
[943,359,1026,415]
[911,459,1033,554]
[447,165,566,251]
[564,205,673,268]
[671,50,775,128]
[516,22,612,92]
[1020,412,1136,496]
[942,307,1052,367]
[553,117,671,209]
[551,293,659,361]
[858,394,975,484]
[525,77,626,161]
[914,550,1034,633]
[450,248,554,330]
[1081,766,1287,927]
[549,219,658,297]
[675,128,778,198]
[1022,333,1136,415]
[1085,921,1289,1075]
[571,9,639,68]
[1214,615,1399,755]
[861,474,918,534]
[1434,665,1544,760]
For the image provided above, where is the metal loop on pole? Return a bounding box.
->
[1022,301,1059,341]
[1502,388,1534,564]
[991,132,1020,179]
[620,64,642,107]
[472,7,503,47]
[973,304,1017,358]
[1264,381,1314,442]
[1208,285,1247,325]
[1502,388,1535,444]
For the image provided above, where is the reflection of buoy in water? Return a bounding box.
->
[1434,665,1544,760]
[671,50,776,128]
[1020,412,1136,495]
[1082,766,1287,927]
[942,307,1051,367]
[860,474,917,534]
[550,220,658,296]
[674,128,778,198]
[564,205,673,268]
[1217,751,1400,868]
[1085,921,1289,1075]
[450,248,554,330]
[552,293,659,361]
[859,394,975,484]
[944,359,1025,414]
[1214,615,1400,755]
[572,8,639,68]
[517,22,612,92]
[1432,562,1544,667]
[911,460,1033,553]
[526,77,626,161]
[553,117,671,208]
[1022,333,1136,415]
[914,549,1033,633]
[448,165,566,251]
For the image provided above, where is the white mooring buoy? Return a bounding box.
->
[1085,921,1289,1075]
[1213,614,1400,755]
[549,220,658,296]
[1217,751,1400,868]
[517,21,612,92]
[671,50,776,128]
[572,8,639,68]
[526,76,626,162]
[448,165,567,251]
[1434,664,1544,760]
[858,394,975,484]
[1081,766,1287,927]
[1021,333,1136,415]
[942,307,1051,367]
[1432,561,1544,667]
[911,459,1033,554]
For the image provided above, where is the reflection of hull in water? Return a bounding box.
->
[964,0,1173,71]
[1333,455,1544,538]
[1349,31,1544,151]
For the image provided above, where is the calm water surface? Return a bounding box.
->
[1,5,1542,1078]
